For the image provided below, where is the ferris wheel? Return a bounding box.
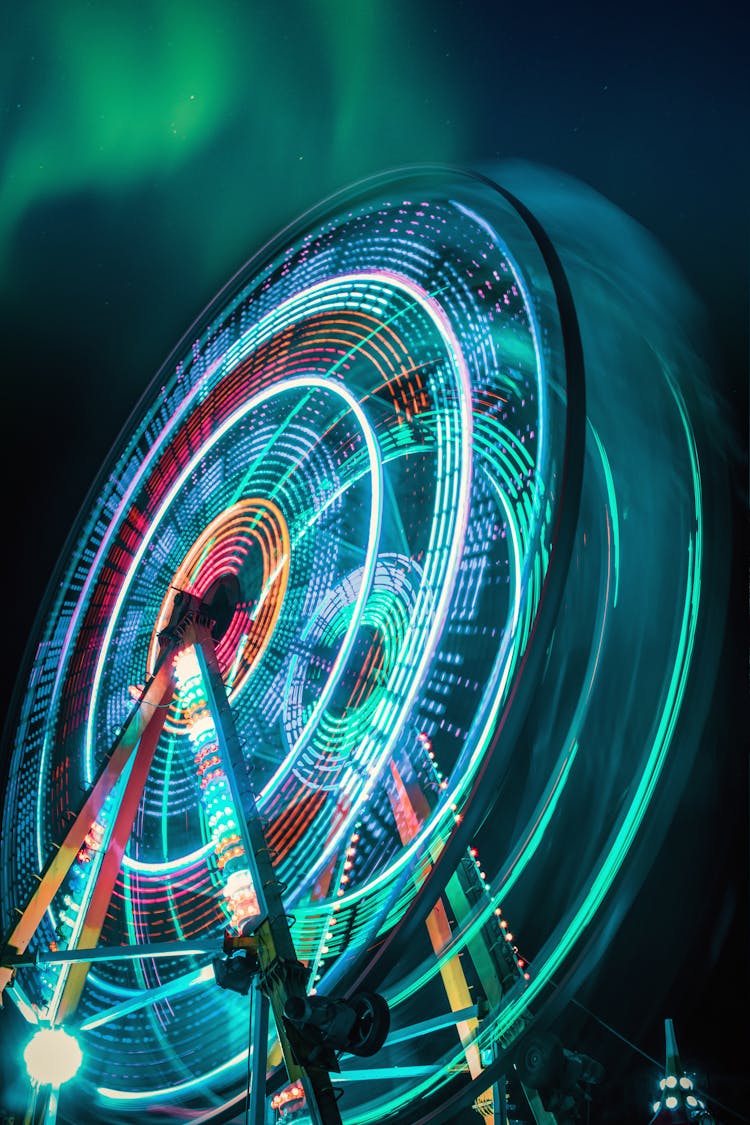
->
[0,166,712,1125]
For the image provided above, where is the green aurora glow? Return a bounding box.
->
[1,1,461,279]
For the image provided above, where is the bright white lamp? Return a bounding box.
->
[23,1027,83,1086]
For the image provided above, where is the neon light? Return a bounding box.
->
[3,168,713,1121]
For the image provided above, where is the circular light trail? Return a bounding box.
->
[0,167,712,1123]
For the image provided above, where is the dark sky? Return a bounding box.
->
[0,2,747,1121]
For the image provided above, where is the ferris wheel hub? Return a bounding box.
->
[199,572,242,639]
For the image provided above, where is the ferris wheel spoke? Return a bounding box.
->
[79,963,215,1032]
[0,655,175,1002]
[52,681,173,1026]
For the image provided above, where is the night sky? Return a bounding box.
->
[0,2,747,1122]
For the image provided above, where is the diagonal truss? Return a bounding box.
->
[1,596,342,1125]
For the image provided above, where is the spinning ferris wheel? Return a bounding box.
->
[0,166,713,1124]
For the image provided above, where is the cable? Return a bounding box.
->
[567,994,661,1067]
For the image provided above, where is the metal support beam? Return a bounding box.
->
[5,939,222,968]
[386,761,483,1078]
[7,597,345,1125]
[249,984,270,1125]
[184,618,343,1125]
[521,1084,558,1125]
[0,655,175,999]
[492,1051,508,1125]
[53,680,172,1025]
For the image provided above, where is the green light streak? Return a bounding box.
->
[589,421,620,607]
[482,373,703,1049]
[80,965,213,1032]
[340,353,705,1125]
[228,393,313,506]
[97,1046,248,1103]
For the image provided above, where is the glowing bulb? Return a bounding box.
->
[679,1077,693,1090]
[24,1028,83,1086]
[687,1095,698,1107]
[652,1102,661,1113]
[665,1095,678,1109]
[666,1075,678,1088]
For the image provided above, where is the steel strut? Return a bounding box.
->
[1,595,343,1125]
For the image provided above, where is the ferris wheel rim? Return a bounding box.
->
[0,163,714,1124]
